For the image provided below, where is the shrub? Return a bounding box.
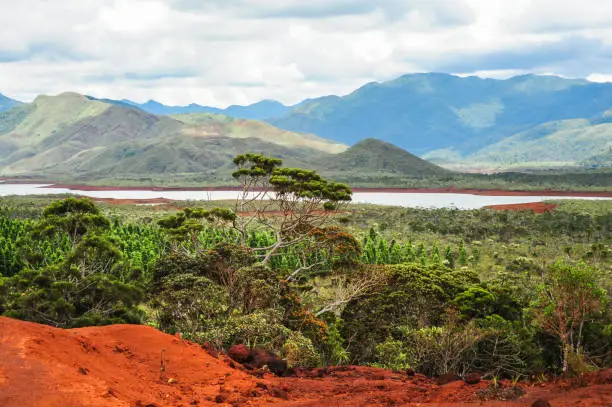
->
[374,337,412,370]
[283,331,320,369]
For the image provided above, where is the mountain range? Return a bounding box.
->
[0,92,443,184]
[100,74,612,169]
[2,73,611,179]
[112,99,291,121]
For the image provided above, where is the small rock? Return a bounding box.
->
[464,372,482,385]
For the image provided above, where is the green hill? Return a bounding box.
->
[317,138,449,180]
[0,93,444,185]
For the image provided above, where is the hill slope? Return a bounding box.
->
[268,73,612,158]
[464,119,612,168]
[317,139,449,180]
[0,93,449,184]
[0,93,349,181]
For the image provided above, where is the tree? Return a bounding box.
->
[314,264,389,317]
[31,197,109,247]
[231,153,354,279]
[2,198,143,327]
[158,207,236,253]
[532,261,607,374]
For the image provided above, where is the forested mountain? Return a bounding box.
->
[265,74,612,167]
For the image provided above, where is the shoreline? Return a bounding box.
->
[37,183,612,198]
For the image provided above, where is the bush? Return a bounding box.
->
[202,309,288,349]
[374,337,412,370]
[401,311,482,376]
[283,331,320,369]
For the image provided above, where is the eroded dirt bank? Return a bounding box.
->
[1,317,612,406]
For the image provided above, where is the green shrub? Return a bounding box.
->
[374,337,412,370]
[283,331,320,369]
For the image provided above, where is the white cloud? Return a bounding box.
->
[0,0,611,106]
[587,73,612,83]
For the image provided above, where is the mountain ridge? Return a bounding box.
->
[0,93,22,113]
[3,72,612,171]
[118,98,291,120]
[0,92,445,184]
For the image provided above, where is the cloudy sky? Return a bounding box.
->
[1,0,611,106]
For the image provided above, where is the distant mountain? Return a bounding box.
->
[0,92,445,184]
[223,100,290,120]
[119,100,216,115]
[80,73,612,170]
[267,73,612,157]
[0,93,22,113]
[118,99,290,120]
[462,118,612,168]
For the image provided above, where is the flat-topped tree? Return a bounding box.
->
[232,153,354,277]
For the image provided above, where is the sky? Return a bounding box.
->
[1,0,612,107]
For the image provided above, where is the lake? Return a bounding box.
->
[0,183,610,210]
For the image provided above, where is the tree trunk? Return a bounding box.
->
[562,342,570,375]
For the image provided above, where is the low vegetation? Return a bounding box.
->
[1,154,611,380]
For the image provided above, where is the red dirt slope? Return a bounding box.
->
[2,317,612,407]
[0,317,262,407]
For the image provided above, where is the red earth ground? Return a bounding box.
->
[1,317,612,406]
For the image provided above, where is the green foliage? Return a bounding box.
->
[1,181,611,380]
[203,309,288,350]
[399,311,482,376]
[341,263,478,363]
[232,153,283,178]
[374,337,412,370]
[321,321,350,365]
[452,287,497,319]
[532,261,607,374]
[33,197,110,245]
[283,331,320,369]
[1,198,146,327]
[158,207,236,247]
[153,272,228,338]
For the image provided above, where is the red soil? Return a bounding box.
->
[484,202,558,213]
[39,183,612,197]
[2,317,612,406]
